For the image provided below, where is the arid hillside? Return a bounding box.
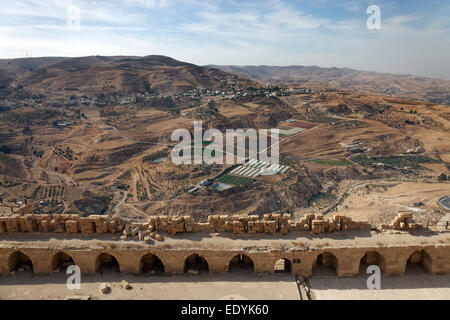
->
[0,55,254,98]
[212,65,450,105]
[0,56,448,226]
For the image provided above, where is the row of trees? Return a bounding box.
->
[142,148,170,163]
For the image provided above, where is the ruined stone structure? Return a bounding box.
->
[145,213,374,238]
[0,213,125,235]
[0,211,425,242]
[0,212,381,237]
[381,212,424,231]
[1,209,442,280]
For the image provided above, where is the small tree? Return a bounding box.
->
[438,173,448,183]
[22,126,32,135]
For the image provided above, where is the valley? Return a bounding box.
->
[0,55,449,228]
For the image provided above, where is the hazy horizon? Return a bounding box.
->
[1,0,450,80]
[4,54,450,82]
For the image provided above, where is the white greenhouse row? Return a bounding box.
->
[229,159,290,178]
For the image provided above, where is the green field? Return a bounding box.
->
[312,159,353,166]
[218,175,254,186]
[191,140,213,147]
[332,120,366,129]
[309,116,341,124]
[309,117,365,128]
[351,155,442,169]
[180,145,224,158]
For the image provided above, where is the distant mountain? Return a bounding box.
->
[0,57,67,74]
[3,56,449,104]
[210,65,450,105]
[0,56,251,98]
[0,57,69,97]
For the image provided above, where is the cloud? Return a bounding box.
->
[0,0,449,79]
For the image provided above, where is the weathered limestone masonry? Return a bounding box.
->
[0,213,378,235]
[0,214,125,235]
[0,242,449,277]
[381,212,424,231]
[0,211,423,240]
[1,210,442,279]
[138,213,375,240]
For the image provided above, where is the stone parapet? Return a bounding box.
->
[0,211,426,239]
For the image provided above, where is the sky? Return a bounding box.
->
[1,0,450,79]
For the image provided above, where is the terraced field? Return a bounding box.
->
[312,159,353,166]
[351,155,442,169]
[218,175,254,186]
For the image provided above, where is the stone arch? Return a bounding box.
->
[274,258,292,274]
[312,252,338,276]
[228,254,254,273]
[140,253,165,275]
[184,254,209,274]
[95,253,120,273]
[359,251,385,274]
[8,251,34,273]
[405,250,432,274]
[51,252,75,272]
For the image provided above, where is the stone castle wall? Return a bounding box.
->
[0,210,445,279]
[0,243,448,278]
[0,211,423,238]
[0,213,124,235]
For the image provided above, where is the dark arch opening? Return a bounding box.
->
[405,250,432,274]
[52,252,75,272]
[312,252,338,276]
[274,258,292,274]
[140,253,165,275]
[95,253,120,273]
[359,251,385,274]
[229,254,254,273]
[8,251,33,273]
[184,254,209,274]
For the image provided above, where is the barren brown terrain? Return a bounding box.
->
[212,65,450,105]
[0,55,449,229]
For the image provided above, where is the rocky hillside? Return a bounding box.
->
[0,55,252,98]
[211,65,450,105]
